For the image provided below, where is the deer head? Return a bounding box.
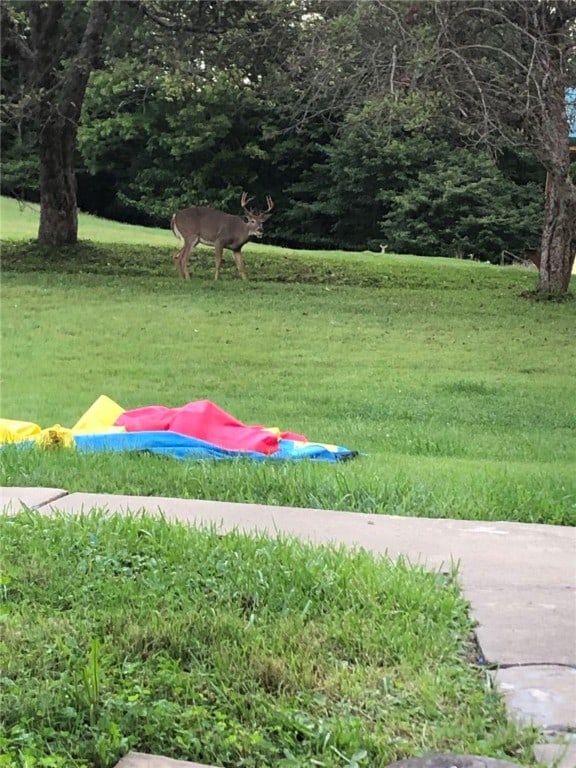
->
[240,192,274,238]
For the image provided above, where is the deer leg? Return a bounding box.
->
[179,244,191,280]
[233,249,247,280]
[178,237,198,280]
[173,246,185,278]
[214,243,224,280]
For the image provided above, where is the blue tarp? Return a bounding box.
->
[63,431,358,462]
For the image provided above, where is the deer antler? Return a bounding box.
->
[240,191,254,213]
[264,195,275,214]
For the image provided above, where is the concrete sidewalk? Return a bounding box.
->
[2,486,575,768]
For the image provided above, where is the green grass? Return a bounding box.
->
[0,196,176,246]
[0,511,537,768]
[1,268,574,524]
[1,194,575,525]
[0,198,561,767]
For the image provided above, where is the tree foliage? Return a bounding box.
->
[80,64,270,221]
[1,0,573,292]
[277,0,575,291]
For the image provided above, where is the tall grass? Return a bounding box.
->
[0,511,536,768]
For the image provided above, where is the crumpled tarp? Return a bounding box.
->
[116,399,307,455]
[0,396,358,462]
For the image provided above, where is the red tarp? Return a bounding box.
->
[115,399,307,455]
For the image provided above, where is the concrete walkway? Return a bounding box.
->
[2,486,575,768]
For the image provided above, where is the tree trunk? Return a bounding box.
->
[26,0,112,246]
[38,119,78,245]
[538,171,576,295]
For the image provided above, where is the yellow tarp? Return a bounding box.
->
[0,395,126,447]
[0,419,42,443]
[71,395,125,434]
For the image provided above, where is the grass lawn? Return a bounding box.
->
[0,511,536,768]
[0,196,566,767]
[1,197,575,525]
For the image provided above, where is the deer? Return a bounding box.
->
[170,192,274,281]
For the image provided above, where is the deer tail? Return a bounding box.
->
[171,214,182,240]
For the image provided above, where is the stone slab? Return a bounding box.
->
[42,493,576,667]
[467,586,576,667]
[0,485,68,511]
[114,754,220,768]
[534,737,576,768]
[494,666,576,731]
[114,754,529,768]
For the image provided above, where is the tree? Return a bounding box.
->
[74,1,341,237]
[79,65,274,224]
[280,0,576,294]
[280,102,543,256]
[1,0,297,244]
[428,1,576,293]
[1,1,112,245]
[1,0,280,241]
[378,147,543,260]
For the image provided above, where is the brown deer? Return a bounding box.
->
[170,192,274,280]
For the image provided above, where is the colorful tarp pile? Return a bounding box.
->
[0,396,358,462]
